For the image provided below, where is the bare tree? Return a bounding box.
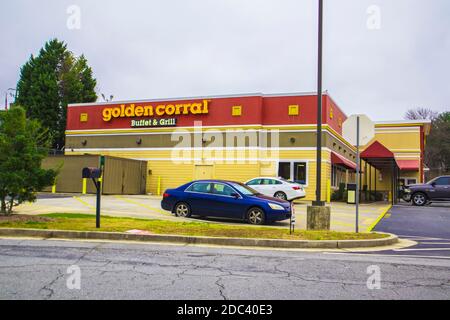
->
[101,93,114,102]
[405,108,438,121]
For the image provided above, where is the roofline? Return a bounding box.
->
[67,91,332,107]
[375,120,432,126]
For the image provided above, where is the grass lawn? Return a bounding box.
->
[0,213,388,241]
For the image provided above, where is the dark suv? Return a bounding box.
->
[404,176,450,206]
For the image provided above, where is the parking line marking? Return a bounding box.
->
[419,242,450,245]
[396,235,450,241]
[73,196,95,210]
[324,252,450,260]
[366,205,393,232]
[114,196,171,216]
[393,248,450,252]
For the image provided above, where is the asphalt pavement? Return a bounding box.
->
[0,238,449,300]
[368,202,450,258]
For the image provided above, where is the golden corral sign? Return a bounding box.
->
[102,100,210,122]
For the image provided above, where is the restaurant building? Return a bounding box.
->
[64,93,431,202]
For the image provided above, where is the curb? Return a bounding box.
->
[0,228,398,249]
[366,204,393,232]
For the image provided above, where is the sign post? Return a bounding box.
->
[82,167,103,229]
[343,114,375,233]
[290,206,296,235]
[356,116,360,233]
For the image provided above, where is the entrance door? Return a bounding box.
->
[195,165,214,180]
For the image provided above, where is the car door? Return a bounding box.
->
[185,182,217,216]
[264,179,280,196]
[210,183,247,219]
[433,177,450,199]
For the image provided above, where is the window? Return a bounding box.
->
[262,179,282,185]
[247,179,262,186]
[294,163,307,185]
[278,163,291,180]
[278,162,308,186]
[407,179,417,186]
[186,183,211,194]
[212,184,236,196]
[433,177,450,186]
[332,165,346,188]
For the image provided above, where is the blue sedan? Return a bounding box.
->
[161,180,293,225]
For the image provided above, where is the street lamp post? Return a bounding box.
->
[306,0,331,230]
[314,0,324,207]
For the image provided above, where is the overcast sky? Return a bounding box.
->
[1,0,449,120]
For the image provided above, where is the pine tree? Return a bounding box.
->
[0,107,58,215]
[16,39,97,148]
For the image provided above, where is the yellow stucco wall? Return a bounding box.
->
[67,149,332,201]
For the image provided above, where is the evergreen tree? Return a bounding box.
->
[16,39,97,148]
[0,107,58,215]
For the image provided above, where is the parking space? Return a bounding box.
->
[15,193,391,233]
[370,203,450,257]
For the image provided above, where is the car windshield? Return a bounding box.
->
[427,177,442,184]
[229,182,260,196]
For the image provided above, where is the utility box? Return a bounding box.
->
[347,183,357,204]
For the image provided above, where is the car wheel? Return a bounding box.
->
[247,207,266,225]
[274,192,288,201]
[174,202,191,218]
[412,193,427,206]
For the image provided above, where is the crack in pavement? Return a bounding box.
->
[39,269,65,300]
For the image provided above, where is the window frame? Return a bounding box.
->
[276,160,309,187]
[211,183,238,198]
[247,179,262,186]
[185,182,212,195]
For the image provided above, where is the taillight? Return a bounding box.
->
[293,186,301,190]
[163,193,170,198]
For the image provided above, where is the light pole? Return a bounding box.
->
[314,0,324,207]
[306,0,331,230]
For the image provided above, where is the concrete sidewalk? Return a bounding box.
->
[16,193,391,233]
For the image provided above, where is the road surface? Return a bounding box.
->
[0,238,449,300]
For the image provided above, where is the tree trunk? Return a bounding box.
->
[0,198,6,215]
[8,198,14,215]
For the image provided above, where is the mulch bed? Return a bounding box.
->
[0,215,54,223]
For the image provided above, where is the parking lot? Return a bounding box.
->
[371,202,450,258]
[15,193,391,233]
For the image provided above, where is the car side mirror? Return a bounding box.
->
[231,193,240,199]
[431,182,436,187]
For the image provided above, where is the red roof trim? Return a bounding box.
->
[331,152,357,170]
[361,141,395,159]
